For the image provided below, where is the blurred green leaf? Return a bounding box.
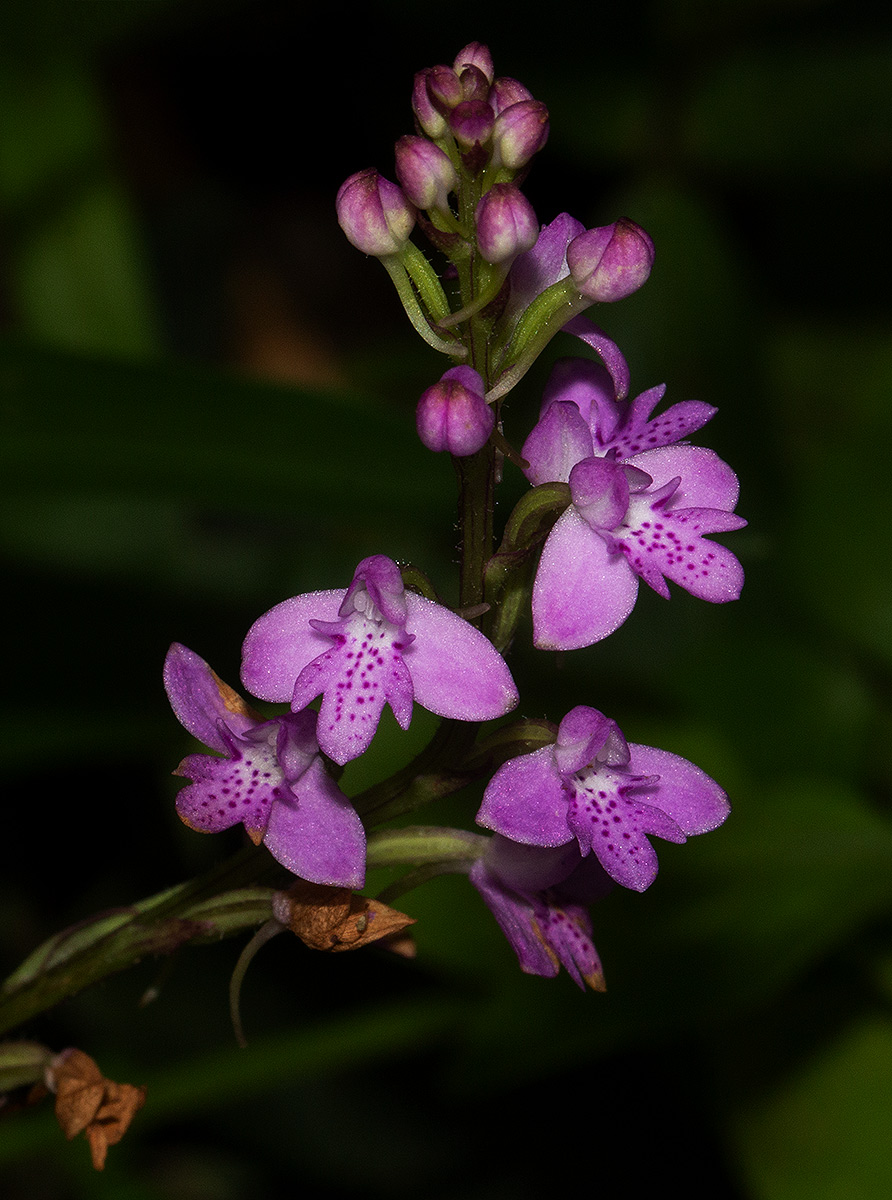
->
[771,321,892,665]
[730,1015,892,1200]
[0,56,160,355]
[685,42,892,178]
[0,337,455,595]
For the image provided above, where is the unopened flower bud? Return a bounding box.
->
[416,366,494,456]
[454,41,494,84]
[336,169,415,257]
[426,64,464,115]
[412,70,449,138]
[566,218,655,302]
[449,99,495,150]
[457,64,491,104]
[475,183,538,264]
[492,99,549,171]
[490,76,534,115]
[394,135,458,214]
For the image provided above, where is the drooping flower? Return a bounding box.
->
[477,705,729,892]
[241,555,519,766]
[468,834,611,989]
[522,356,719,484]
[530,441,746,650]
[164,643,365,888]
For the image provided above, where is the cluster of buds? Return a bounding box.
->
[336,41,655,441]
[165,42,744,992]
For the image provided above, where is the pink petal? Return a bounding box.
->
[263,759,365,888]
[532,507,639,650]
[476,745,572,846]
[306,618,415,766]
[630,445,740,511]
[164,643,255,753]
[626,744,730,835]
[403,593,518,720]
[521,401,594,486]
[241,590,345,702]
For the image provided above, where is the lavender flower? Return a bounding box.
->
[241,555,518,766]
[499,212,633,400]
[566,219,654,302]
[530,443,745,650]
[469,835,610,989]
[164,644,365,888]
[522,357,718,484]
[477,706,729,891]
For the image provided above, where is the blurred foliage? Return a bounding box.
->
[1,1,891,1198]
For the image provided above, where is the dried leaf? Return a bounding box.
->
[277,881,416,952]
[50,1049,146,1170]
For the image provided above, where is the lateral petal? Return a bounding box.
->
[532,508,638,649]
[626,744,730,835]
[241,590,344,702]
[403,594,518,720]
[476,745,571,847]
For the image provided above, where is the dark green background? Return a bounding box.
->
[1,1,890,1196]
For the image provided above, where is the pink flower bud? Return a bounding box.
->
[453,42,494,84]
[426,65,464,115]
[412,70,449,138]
[475,183,539,264]
[492,99,549,171]
[490,77,534,116]
[449,99,495,150]
[457,64,491,104]
[566,219,655,302]
[336,169,415,257]
[394,135,458,213]
[416,366,495,456]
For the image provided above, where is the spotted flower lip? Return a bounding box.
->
[476,706,730,892]
[241,555,519,767]
[469,835,610,989]
[164,643,365,888]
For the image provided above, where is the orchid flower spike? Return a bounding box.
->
[163,644,365,888]
[477,706,730,892]
[469,835,611,989]
[241,555,518,766]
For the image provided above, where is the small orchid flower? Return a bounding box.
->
[241,555,519,767]
[469,835,611,989]
[530,442,746,649]
[164,643,365,888]
[522,357,719,484]
[477,706,729,892]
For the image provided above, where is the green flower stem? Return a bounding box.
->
[382,256,465,357]
[352,718,480,827]
[0,847,279,1039]
[366,825,488,869]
